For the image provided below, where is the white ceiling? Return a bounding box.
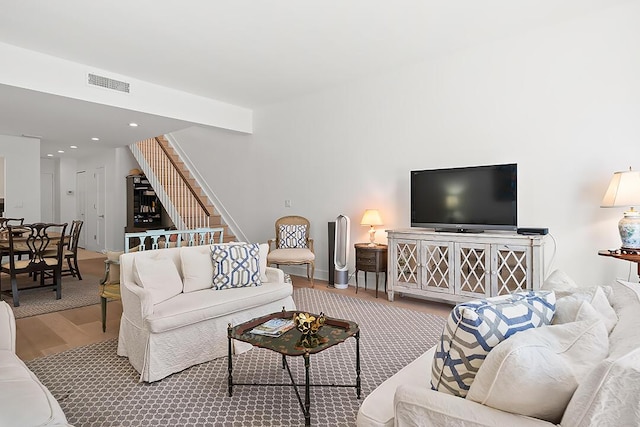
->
[0,0,630,159]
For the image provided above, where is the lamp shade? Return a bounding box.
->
[360,209,383,226]
[601,169,640,207]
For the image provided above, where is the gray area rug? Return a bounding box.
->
[1,274,102,318]
[26,288,447,427]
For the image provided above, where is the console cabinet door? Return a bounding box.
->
[392,239,420,289]
[490,244,532,296]
[421,241,454,294]
[455,242,491,299]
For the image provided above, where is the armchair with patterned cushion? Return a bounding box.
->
[267,215,315,287]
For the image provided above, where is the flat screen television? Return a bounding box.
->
[411,163,517,232]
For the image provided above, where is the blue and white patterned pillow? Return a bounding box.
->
[210,243,262,290]
[278,224,308,249]
[431,290,556,397]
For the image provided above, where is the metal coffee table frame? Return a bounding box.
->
[227,310,360,426]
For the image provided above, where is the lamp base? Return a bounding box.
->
[619,210,640,250]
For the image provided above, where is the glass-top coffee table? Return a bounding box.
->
[227,309,361,426]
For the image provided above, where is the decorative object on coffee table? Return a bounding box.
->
[294,311,325,335]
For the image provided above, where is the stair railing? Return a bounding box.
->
[129,138,211,230]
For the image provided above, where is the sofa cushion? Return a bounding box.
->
[278,224,308,248]
[146,281,293,333]
[211,243,262,290]
[431,290,556,397]
[0,350,69,426]
[467,318,608,424]
[134,252,183,305]
[181,245,214,293]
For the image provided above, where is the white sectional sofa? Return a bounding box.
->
[0,301,71,426]
[117,243,295,382]
[357,274,640,427]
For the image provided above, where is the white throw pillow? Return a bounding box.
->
[467,318,609,424]
[541,269,579,294]
[180,245,214,293]
[556,286,618,334]
[259,243,268,282]
[133,253,183,305]
[553,298,602,325]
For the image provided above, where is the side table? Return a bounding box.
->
[354,243,388,298]
[598,249,640,277]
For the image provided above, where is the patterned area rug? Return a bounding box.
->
[26,288,447,427]
[0,274,102,318]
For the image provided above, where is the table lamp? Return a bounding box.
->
[601,167,640,251]
[361,209,383,247]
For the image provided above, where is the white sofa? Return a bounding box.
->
[357,276,640,427]
[0,301,71,426]
[117,243,295,382]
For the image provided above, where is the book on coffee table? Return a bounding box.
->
[250,318,295,337]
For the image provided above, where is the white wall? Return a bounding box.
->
[0,135,41,222]
[172,2,640,286]
[0,156,4,198]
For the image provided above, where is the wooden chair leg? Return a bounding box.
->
[101,296,107,333]
[73,257,82,280]
[66,257,77,278]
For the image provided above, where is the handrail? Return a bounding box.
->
[133,137,212,230]
[125,227,224,253]
[153,137,209,213]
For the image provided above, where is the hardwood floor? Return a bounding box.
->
[15,255,452,361]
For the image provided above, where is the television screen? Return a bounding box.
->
[411,163,517,232]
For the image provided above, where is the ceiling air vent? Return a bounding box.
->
[87,73,130,93]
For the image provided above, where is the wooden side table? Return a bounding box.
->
[598,249,640,277]
[354,243,388,298]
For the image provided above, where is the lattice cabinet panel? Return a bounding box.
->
[387,229,545,304]
[492,245,530,296]
[423,243,453,293]
[393,240,419,288]
[457,243,490,298]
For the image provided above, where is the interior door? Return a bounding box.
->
[76,170,87,248]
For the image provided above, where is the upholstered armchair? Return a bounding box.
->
[267,215,315,286]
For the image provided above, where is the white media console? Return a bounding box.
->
[386,228,546,305]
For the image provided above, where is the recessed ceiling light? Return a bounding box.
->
[57,150,64,153]
[70,145,78,149]
[47,154,53,157]
[91,137,100,141]
[129,122,139,127]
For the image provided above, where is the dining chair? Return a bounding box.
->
[267,215,315,287]
[0,217,28,261]
[61,219,83,280]
[0,223,67,307]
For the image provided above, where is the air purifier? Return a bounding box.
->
[334,214,350,289]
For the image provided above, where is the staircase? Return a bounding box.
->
[129,136,235,242]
